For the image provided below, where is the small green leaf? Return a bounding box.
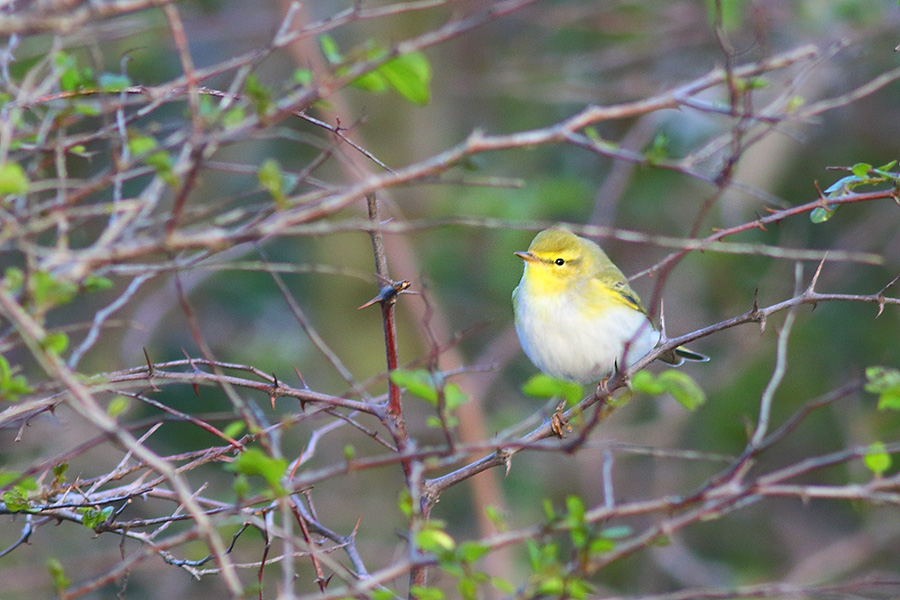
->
[127,134,158,156]
[2,488,30,512]
[319,34,343,64]
[810,206,835,223]
[222,421,246,439]
[565,495,585,524]
[865,366,900,410]
[107,396,129,418]
[258,158,287,208]
[458,578,478,600]
[46,558,71,593]
[458,541,490,563]
[0,162,29,195]
[588,537,615,555]
[226,447,287,495]
[31,270,78,310]
[658,370,706,411]
[398,489,413,517]
[0,354,31,401]
[232,474,250,498]
[409,585,444,600]
[864,441,892,476]
[80,506,114,529]
[416,528,456,554]
[372,590,397,600]
[484,505,506,531]
[42,332,69,355]
[443,383,468,411]
[222,107,245,128]
[293,68,314,86]
[851,162,872,178]
[98,72,131,92]
[521,374,583,406]
[380,51,431,105]
[630,370,666,395]
[343,444,356,461]
[645,132,669,164]
[83,274,113,292]
[245,73,272,118]
[52,463,68,485]
[390,368,437,403]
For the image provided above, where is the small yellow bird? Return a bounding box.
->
[512,228,708,383]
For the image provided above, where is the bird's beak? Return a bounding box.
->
[514,251,538,263]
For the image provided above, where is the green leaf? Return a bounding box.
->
[83,274,113,292]
[589,537,615,554]
[0,354,31,401]
[810,206,835,223]
[258,158,287,208]
[565,495,585,524]
[107,396,129,418]
[223,107,245,128]
[390,368,438,403]
[865,366,900,410]
[52,463,68,485]
[31,270,78,310]
[443,383,468,411]
[80,506,114,529]
[222,421,246,439]
[227,447,287,495]
[521,374,583,406]
[398,489,413,517]
[127,134,158,156]
[98,72,131,92]
[2,487,30,512]
[484,505,506,531]
[458,578,478,600]
[645,132,669,164]
[409,586,444,600]
[864,441,892,476]
[293,68,314,86]
[46,558,71,593]
[851,162,872,178]
[350,70,389,93]
[658,370,706,411]
[380,51,431,105]
[319,34,342,64]
[372,590,397,600]
[343,444,356,461]
[630,370,666,395]
[245,73,272,118]
[0,162,29,195]
[416,528,456,554]
[458,541,490,563]
[42,332,69,355]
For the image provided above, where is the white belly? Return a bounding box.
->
[513,284,659,383]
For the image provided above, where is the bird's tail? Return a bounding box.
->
[659,346,710,366]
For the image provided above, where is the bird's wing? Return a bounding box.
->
[595,272,648,314]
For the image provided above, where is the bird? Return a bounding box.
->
[512,228,708,384]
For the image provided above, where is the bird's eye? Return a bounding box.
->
[555,258,565,266]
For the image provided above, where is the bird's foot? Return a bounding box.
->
[550,399,571,438]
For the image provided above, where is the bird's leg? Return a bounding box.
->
[550,399,571,438]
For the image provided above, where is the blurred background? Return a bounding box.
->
[2,0,900,598]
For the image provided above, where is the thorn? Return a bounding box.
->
[752,288,759,313]
[358,280,412,309]
[293,366,308,390]
[181,348,201,398]
[143,347,159,392]
[812,180,827,201]
[270,372,279,409]
[808,255,827,293]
